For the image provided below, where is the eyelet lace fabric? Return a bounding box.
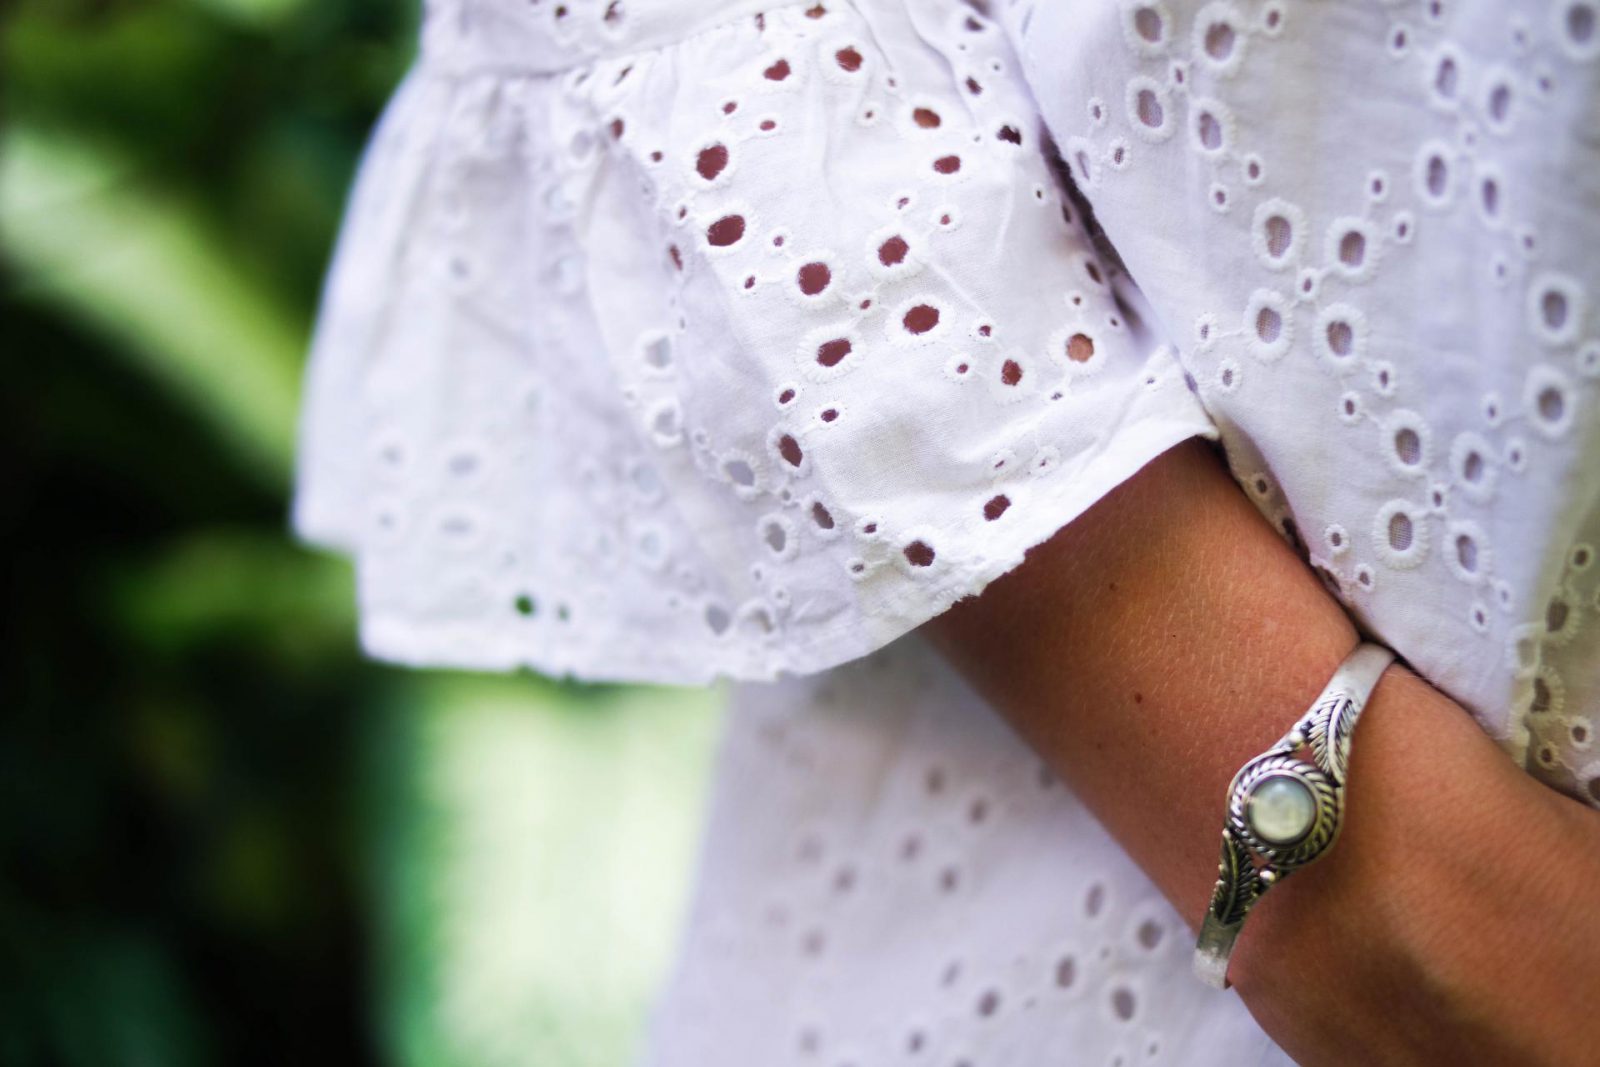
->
[1011,0,1600,804]
[294,0,1214,684]
[640,637,1291,1067]
[295,0,1600,1063]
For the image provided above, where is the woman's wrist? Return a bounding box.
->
[1229,662,1600,1065]
[927,436,1600,1063]
[1227,665,1489,1016]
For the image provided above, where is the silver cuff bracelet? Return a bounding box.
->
[1193,641,1396,989]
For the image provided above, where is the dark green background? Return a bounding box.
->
[1,3,717,1064]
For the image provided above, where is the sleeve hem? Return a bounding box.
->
[350,413,1218,686]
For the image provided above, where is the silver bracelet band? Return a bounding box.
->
[1193,641,1396,989]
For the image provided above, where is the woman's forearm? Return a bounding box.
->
[928,437,1368,915]
[926,438,1600,1065]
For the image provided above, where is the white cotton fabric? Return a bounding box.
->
[640,637,1295,1067]
[294,0,1600,1063]
[293,0,1215,683]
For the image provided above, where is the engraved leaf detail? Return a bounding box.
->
[1305,695,1336,765]
[1208,835,1258,927]
[1307,694,1359,782]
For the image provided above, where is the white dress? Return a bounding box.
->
[293,0,1600,1062]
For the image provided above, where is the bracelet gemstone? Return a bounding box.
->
[1243,772,1317,847]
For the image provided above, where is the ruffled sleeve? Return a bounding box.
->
[292,0,1217,684]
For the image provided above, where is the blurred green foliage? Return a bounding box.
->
[1,3,719,1065]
